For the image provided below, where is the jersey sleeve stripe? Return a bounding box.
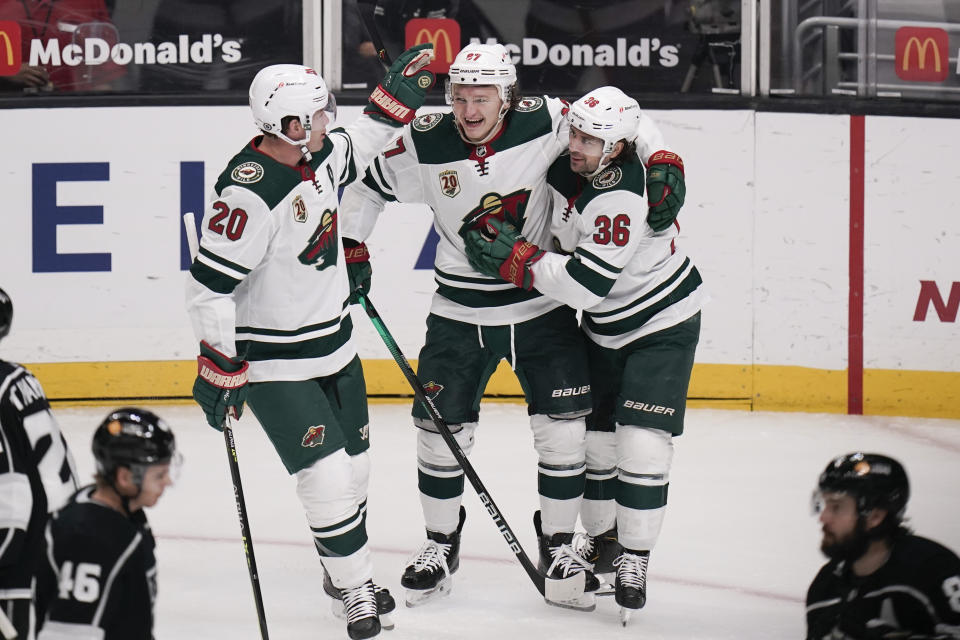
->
[0,473,31,530]
[92,531,143,626]
[575,247,622,276]
[189,261,242,295]
[589,257,691,319]
[362,158,397,202]
[564,258,617,297]
[198,247,251,276]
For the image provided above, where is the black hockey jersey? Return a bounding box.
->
[806,534,960,639]
[0,360,77,596]
[39,487,158,640]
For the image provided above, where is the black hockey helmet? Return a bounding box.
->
[0,286,11,341]
[817,452,909,521]
[93,408,177,483]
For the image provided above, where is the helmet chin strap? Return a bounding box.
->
[578,155,614,180]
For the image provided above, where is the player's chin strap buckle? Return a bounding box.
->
[544,570,586,601]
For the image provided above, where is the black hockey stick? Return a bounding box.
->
[183,213,269,639]
[356,291,586,602]
[355,0,393,66]
[223,414,270,639]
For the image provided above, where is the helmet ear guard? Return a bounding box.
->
[249,64,336,147]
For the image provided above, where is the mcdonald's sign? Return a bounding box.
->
[405,18,460,74]
[0,21,22,76]
[895,27,948,82]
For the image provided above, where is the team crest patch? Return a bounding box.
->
[422,380,444,399]
[413,113,443,132]
[515,97,544,112]
[439,170,460,198]
[293,195,308,222]
[301,425,326,447]
[592,166,622,190]
[231,162,264,184]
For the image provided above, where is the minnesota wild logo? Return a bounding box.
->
[422,381,444,399]
[457,189,531,238]
[301,425,325,447]
[298,208,338,269]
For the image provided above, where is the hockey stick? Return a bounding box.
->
[356,291,586,603]
[0,605,17,640]
[355,0,393,66]
[183,213,270,639]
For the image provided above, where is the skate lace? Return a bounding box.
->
[548,542,593,578]
[613,553,648,591]
[409,539,452,575]
[342,581,378,624]
[572,532,597,563]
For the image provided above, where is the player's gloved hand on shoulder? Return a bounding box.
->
[464,217,544,290]
[193,341,249,430]
[343,238,371,304]
[366,43,436,125]
[645,150,686,231]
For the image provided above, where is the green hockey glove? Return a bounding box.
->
[343,238,372,303]
[366,43,436,124]
[464,218,544,290]
[193,341,249,430]
[646,150,686,231]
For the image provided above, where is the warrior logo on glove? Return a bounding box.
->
[457,188,531,238]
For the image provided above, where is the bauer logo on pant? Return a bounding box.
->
[301,425,326,447]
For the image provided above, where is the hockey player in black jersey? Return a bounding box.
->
[807,452,960,640]
[38,408,179,640]
[0,286,79,640]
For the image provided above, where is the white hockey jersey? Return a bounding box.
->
[533,157,706,350]
[185,118,398,382]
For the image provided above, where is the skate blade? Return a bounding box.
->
[543,591,596,612]
[329,598,394,630]
[594,573,615,596]
[620,606,632,626]
[404,577,452,607]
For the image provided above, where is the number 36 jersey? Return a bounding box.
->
[39,487,157,640]
[185,117,399,382]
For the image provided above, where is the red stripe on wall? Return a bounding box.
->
[848,115,865,414]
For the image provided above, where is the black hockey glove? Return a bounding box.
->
[365,43,435,125]
[193,341,249,430]
[343,238,371,303]
[646,150,686,231]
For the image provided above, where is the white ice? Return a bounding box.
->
[52,403,960,640]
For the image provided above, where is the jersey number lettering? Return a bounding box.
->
[383,137,406,159]
[209,201,248,241]
[944,575,960,613]
[593,214,631,246]
[58,561,102,603]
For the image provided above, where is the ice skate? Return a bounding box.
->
[613,550,649,626]
[400,506,466,607]
[533,511,599,611]
[341,579,380,639]
[574,525,620,595]
[323,569,395,630]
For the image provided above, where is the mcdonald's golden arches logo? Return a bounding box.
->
[0,21,23,76]
[405,18,460,74]
[894,27,948,82]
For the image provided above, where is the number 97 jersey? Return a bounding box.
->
[39,487,157,640]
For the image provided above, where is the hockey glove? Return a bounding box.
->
[366,43,436,125]
[464,218,544,290]
[645,150,686,231]
[343,238,372,303]
[193,341,249,430]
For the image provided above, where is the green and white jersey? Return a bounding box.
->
[534,158,706,350]
[186,118,398,382]
[341,96,573,326]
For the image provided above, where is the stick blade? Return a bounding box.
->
[543,571,585,602]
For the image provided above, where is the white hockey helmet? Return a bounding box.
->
[249,64,336,147]
[445,42,517,111]
[567,86,641,172]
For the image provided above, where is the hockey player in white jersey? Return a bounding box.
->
[464,86,705,625]
[185,46,434,640]
[340,43,685,612]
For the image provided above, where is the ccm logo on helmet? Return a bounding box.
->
[551,385,590,398]
[623,400,675,415]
